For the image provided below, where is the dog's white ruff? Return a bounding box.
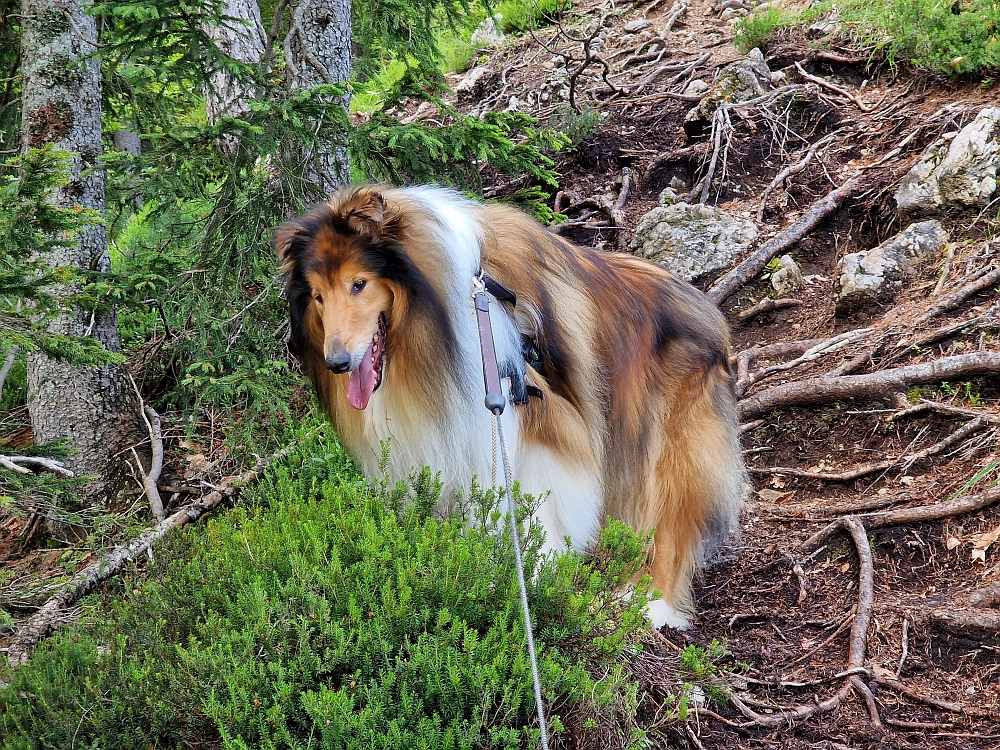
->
[351,186,602,556]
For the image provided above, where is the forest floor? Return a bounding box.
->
[3,1,1000,747]
[441,1,1000,747]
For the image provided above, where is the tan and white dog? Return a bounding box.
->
[277,185,744,627]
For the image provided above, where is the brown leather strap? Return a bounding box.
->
[474,291,506,414]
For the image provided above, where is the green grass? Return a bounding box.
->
[497,0,571,33]
[0,427,654,749]
[736,0,1000,75]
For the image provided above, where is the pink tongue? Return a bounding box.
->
[346,339,377,410]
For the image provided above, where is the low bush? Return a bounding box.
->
[0,429,653,749]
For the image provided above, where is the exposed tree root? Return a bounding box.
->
[757,133,838,221]
[929,609,1000,636]
[709,173,868,305]
[738,352,1000,419]
[750,417,986,482]
[735,298,802,323]
[732,516,875,728]
[0,455,74,477]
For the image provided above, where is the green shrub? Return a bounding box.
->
[0,430,652,749]
[498,0,570,33]
[733,6,817,54]
[837,0,1000,75]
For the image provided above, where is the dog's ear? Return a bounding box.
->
[274,221,302,263]
[335,188,388,239]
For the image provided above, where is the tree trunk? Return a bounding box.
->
[286,0,352,195]
[204,0,267,125]
[21,0,135,508]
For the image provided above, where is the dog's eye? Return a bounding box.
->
[314,294,323,304]
[352,279,367,294]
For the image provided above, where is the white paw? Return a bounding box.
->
[645,598,691,630]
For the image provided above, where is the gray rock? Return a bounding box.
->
[834,221,948,313]
[770,254,803,297]
[623,19,652,33]
[896,107,1000,214]
[455,66,494,100]
[806,11,841,38]
[658,187,680,205]
[630,203,758,281]
[684,49,772,133]
[471,15,505,47]
[684,79,710,96]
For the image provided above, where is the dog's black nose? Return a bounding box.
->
[326,350,352,373]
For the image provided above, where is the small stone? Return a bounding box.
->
[669,175,689,191]
[658,187,680,205]
[505,96,520,112]
[684,79,710,96]
[623,19,652,33]
[454,66,494,100]
[471,15,505,47]
[770,254,804,297]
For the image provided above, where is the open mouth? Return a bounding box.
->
[345,313,387,411]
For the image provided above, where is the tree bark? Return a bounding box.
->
[204,0,267,125]
[21,0,135,506]
[285,0,352,196]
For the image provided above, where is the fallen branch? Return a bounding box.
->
[737,330,871,397]
[735,297,802,323]
[0,455,74,477]
[5,438,304,666]
[738,352,1000,419]
[709,174,868,305]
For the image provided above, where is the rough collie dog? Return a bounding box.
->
[277,185,744,627]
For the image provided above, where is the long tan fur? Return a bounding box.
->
[278,185,744,626]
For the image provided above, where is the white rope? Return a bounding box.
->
[492,410,550,750]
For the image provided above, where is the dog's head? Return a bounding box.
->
[276,187,406,410]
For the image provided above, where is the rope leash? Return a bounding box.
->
[473,279,550,750]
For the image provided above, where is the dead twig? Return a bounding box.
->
[915,265,1000,326]
[0,344,18,402]
[0,455,74,478]
[709,173,868,305]
[933,245,956,297]
[794,62,879,112]
[735,298,802,323]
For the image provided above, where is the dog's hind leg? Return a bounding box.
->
[645,367,744,629]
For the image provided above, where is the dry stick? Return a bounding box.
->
[0,455,75,477]
[708,174,867,305]
[915,265,1000,326]
[735,298,802,323]
[661,0,688,32]
[129,376,165,521]
[793,62,877,113]
[933,245,956,297]
[757,134,837,221]
[734,516,875,728]
[968,584,1000,607]
[890,398,1000,425]
[5,439,302,667]
[898,305,999,350]
[0,343,18,402]
[749,417,986,482]
[738,352,1000,420]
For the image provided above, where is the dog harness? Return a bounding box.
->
[477,271,544,405]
